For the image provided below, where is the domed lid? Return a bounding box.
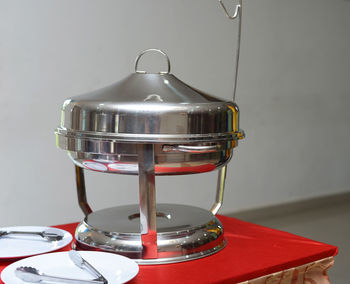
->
[56,49,244,144]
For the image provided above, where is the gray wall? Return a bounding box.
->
[1,0,350,226]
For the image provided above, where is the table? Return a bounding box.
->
[0,215,337,283]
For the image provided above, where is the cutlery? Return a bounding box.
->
[0,229,64,242]
[15,266,104,283]
[69,250,108,284]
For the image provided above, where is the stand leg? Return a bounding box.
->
[138,144,157,259]
[74,165,93,216]
[210,165,227,215]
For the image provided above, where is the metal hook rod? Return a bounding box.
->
[219,0,242,102]
[219,0,240,19]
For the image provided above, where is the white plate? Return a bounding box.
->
[1,251,139,284]
[0,226,72,259]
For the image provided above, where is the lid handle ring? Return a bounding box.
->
[135,49,171,75]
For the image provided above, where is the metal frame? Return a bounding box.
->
[137,144,158,259]
[74,158,227,259]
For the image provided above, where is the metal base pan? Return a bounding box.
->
[75,204,226,264]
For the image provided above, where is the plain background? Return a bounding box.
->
[1,0,350,226]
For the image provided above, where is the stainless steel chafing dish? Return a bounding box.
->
[55,0,244,264]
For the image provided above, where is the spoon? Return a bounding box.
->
[15,266,104,283]
[0,229,64,242]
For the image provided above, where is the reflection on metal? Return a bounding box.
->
[138,144,158,259]
[162,144,220,153]
[57,1,245,265]
[75,204,225,264]
[74,165,92,216]
[211,165,227,215]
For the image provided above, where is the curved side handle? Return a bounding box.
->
[218,0,242,102]
[162,144,220,154]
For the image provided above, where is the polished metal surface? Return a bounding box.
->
[75,204,225,264]
[56,74,243,143]
[75,165,92,216]
[56,1,245,265]
[74,161,230,224]
[138,144,157,258]
[56,48,244,175]
[210,165,227,215]
[135,49,171,74]
[65,141,233,175]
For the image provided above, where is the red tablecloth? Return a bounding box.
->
[0,215,337,284]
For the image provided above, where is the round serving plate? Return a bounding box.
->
[75,204,226,264]
[0,227,72,260]
[1,251,139,284]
